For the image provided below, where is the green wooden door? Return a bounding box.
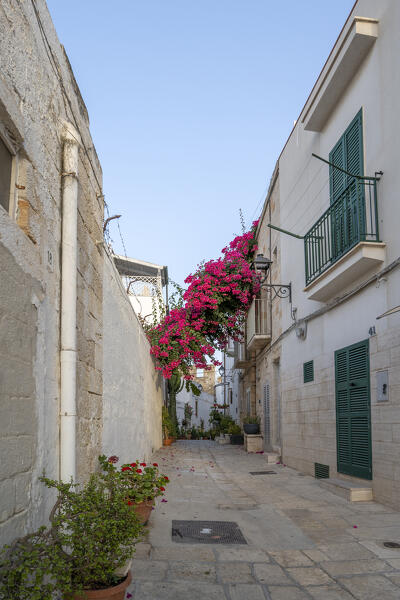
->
[335,339,372,480]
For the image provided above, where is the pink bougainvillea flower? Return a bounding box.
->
[161,499,168,502]
[126,593,133,598]
[353,525,358,528]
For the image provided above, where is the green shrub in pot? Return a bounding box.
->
[0,469,143,600]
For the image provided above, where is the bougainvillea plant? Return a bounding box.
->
[145,220,260,382]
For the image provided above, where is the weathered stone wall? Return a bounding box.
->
[102,252,163,463]
[0,0,103,545]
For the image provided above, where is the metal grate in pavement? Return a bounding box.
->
[172,520,247,544]
[249,471,277,475]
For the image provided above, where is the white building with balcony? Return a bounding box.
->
[235,0,400,509]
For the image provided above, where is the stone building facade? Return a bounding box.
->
[0,0,163,547]
[234,164,283,456]
[235,0,400,508]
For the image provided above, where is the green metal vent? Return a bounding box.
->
[315,463,329,479]
[303,360,314,383]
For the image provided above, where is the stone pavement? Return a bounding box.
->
[126,441,400,599]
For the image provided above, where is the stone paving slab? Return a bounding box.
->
[217,561,254,583]
[169,560,217,582]
[286,566,334,586]
[268,587,310,600]
[320,558,391,576]
[127,441,400,599]
[132,581,228,599]
[253,563,292,585]
[228,583,266,600]
[306,585,355,600]
[338,574,400,599]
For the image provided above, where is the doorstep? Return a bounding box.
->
[265,452,281,464]
[318,477,373,502]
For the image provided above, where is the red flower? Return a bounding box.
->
[121,466,131,472]
[136,468,143,474]
[108,455,118,463]
[164,476,169,481]
[130,462,137,467]
[127,500,133,506]
[153,463,158,467]
[159,486,165,491]
[140,462,147,467]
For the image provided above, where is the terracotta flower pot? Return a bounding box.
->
[65,571,132,600]
[163,438,172,446]
[133,500,154,525]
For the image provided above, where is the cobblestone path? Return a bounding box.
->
[126,441,400,599]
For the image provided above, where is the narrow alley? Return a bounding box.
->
[128,441,400,600]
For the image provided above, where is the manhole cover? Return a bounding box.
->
[249,471,277,475]
[172,520,247,544]
[383,542,400,549]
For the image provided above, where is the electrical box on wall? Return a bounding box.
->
[376,370,389,403]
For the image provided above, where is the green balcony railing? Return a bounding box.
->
[304,177,379,286]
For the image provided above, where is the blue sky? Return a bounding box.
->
[48,0,354,286]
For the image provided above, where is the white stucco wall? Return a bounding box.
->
[176,385,214,430]
[273,0,400,508]
[102,251,163,463]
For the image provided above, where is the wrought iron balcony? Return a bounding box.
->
[246,298,271,352]
[304,177,380,286]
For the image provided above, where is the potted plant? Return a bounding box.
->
[99,455,169,525]
[228,423,244,445]
[0,470,143,600]
[243,415,260,435]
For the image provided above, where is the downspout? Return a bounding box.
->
[60,121,81,482]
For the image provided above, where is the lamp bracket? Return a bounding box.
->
[259,281,296,320]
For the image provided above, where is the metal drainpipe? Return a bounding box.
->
[60,121,81,482]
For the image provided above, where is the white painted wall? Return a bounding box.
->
[102,251,163,463]
[279,0,400,331]
[274,0,400,508]
[176,385,214,430]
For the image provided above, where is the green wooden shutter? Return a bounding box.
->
[329,137,346,204]
[345,111,363,182]
[329,109,364,204]
[303,360,314,383]
[335,339,372,480]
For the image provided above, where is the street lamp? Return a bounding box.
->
[253,253,273,274]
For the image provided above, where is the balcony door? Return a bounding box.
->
[329,110,365,260]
